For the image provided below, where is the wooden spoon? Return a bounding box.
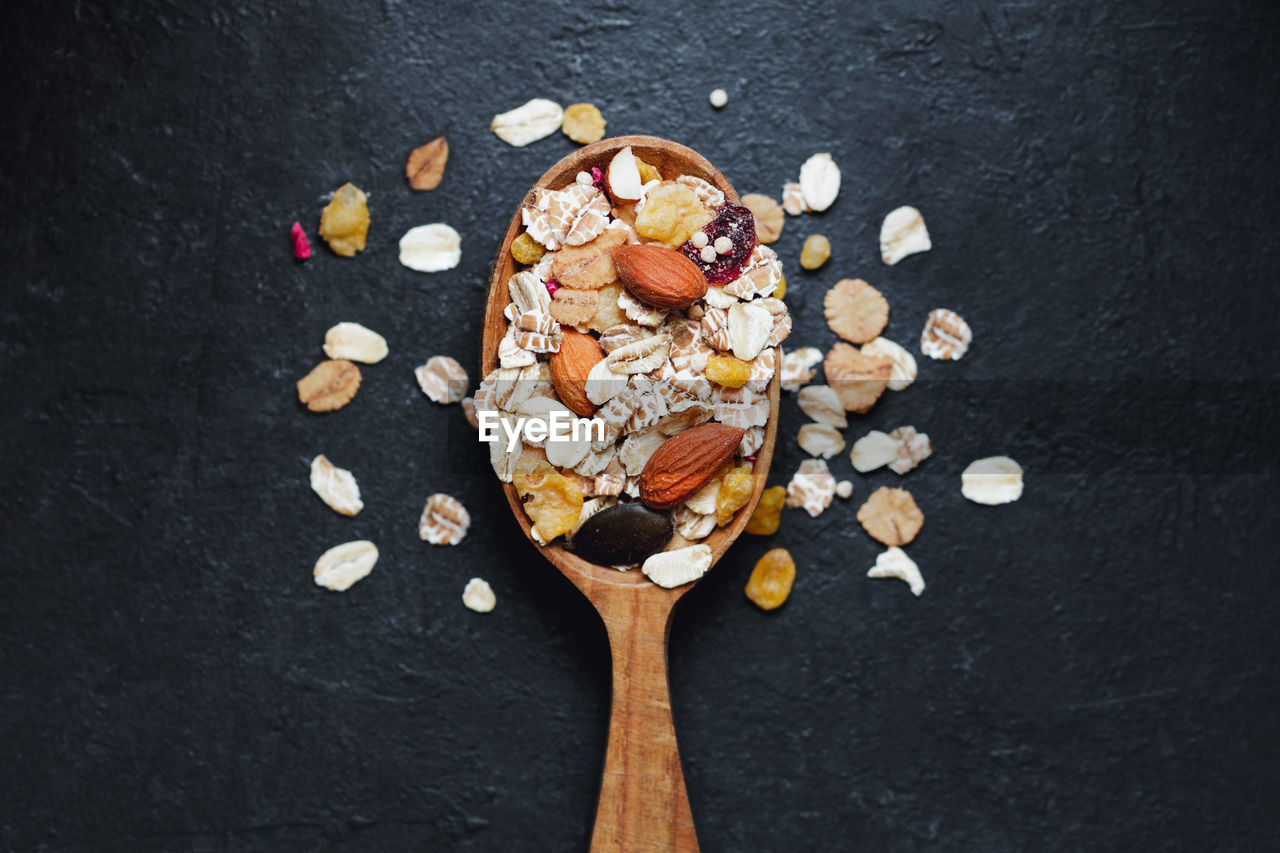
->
[482,135,781,852]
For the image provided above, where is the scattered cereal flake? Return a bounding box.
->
[297,359,361,412]
[318,183,369,258]
[797,385,847,428]
[867,547,924,596]
[461,397,479,429]
[498,325,537,368]
[799,153,840,212]
[887,426,932,475]
[491,98,564,147]
[740,194,784,244]
[313,540,378,592]
[642,544,713,588]
[824,278,889,345]
[797,423,846,459]
[921,308,972,361]
[836,480,853,499]
[406,136,448,191]
[786,458,837,518]
[824,342,891,413]
[861,337,918,391]
[419,493,471,545]
[290,222,311,260]
[562,103,606,144]
[462,577,497,612]
[780,347,823,392]
[709,88,728,108]
[323,322,388,364]
[415,356,469,404]
[800,234,831,270]
[745,547,796,610]
[961,456,1024,505]
[674,505,717,541]
[309,454,363,516]
[857,486,924,546]
[850,430,900,473]
[880,206,931,265]
[399,223,462,272]
[781,182,809,216]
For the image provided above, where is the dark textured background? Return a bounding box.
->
[2,0,1278,850]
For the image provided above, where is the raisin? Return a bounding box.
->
[745,547,796,610]
[744,485,786,535]
[318,182,370,258]
[800,234,831,270]
[715,464,754,526]
[706,354,751,388]
[681,202,757,285]
[511,232,545,265]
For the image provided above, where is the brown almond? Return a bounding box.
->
[297,359,361,412]
[639,423,746,510]
[613,243,708,310]
[549,329,605,417]
[406,136,448,191]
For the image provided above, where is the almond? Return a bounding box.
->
[639,422,746,510]
[613,243,708,310]
[549,329,605,417]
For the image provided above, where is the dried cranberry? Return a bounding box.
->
[545,278,561,296]
[681,202,757,285]
[590,166,607,194]
[290,221,311,260]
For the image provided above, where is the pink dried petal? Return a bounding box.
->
[290,221,311,260]
[745,455,758,462]
[591,166,607,193]
[545,278,561,296]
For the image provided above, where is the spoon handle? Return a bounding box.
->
[590,587,698,852]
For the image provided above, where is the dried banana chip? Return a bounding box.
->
[779,347,823,392]
[419,493,471,545]
[880,206,931,265]
[313,540,378,592]
[857,487,924,547]
[323,322,388,364]
[462,577,497,612]
[491,98,564,147]
[399,223,462,272]
[867,547,924,596]
[961,456,1024,505]
[797,423,846,459]
[309,454,363,516]
[861,337,917,391]
[824,278,888,345]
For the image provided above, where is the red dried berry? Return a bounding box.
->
[590,166,607,194]
[681,202,756,284]
[545,278,561,296]
[290,221,311,260]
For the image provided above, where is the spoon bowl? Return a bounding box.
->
[481,136,781,852]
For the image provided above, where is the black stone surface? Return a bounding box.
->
[2,1,1278,850]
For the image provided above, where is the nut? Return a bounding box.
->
[798,153,841,212]
[824,343,891,413]
[491,98,564,147]
[297,359,361,412]
[857,486,924,546]
[638,423,746,509]
[323,322,388,364]
[549,329,605,417]
[462,578,497,612]
[823,278,888,344]
[921,308,972,361]
[867,547,924,596]
[313,540,378,592]
[309,454,363,516]
[880,205,931,265]
[419,493,471,545]
[861,337,918,391]
[606,146,644,204]
[961,456,1024,504]
[642,544,713,588]
[405,136,448,190]
[613,244,709,309]
[740,193,785,243]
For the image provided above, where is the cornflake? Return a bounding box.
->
[797,423,845,459]
[824,278,888,345]
[297,359,361,412]
[419,493,471,546]
[961,456,1024,505]
[921,309,972,361]
[740,194,784,244]
[462,578,497,612]
[642,544,713,588]
[880,206,931,266]
[857,487,924,547]
[824,343,890,413]
[867,547,924,596]
[313,540,378,592]
[399,223,462,272]
[786,458,837,518]
[887,426,932,475]
[323,322,388,364]
[415,356,469,404]
[491,98,564,147]
[309,454,363,516]
[861,337,917,391]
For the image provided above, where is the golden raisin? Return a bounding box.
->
[799,234,831,270]
[715,464,754,526]
[635,183,714,248]
[524,472,584,541]
[513,451,554,497]
[562,103,606,145]
[744,485,786,535]
[318,182,370,258]
[705,354,752,388]
[774,273,787,300]
[745,547,796,610]
[510,232,545,265]
[634,157,662,185]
